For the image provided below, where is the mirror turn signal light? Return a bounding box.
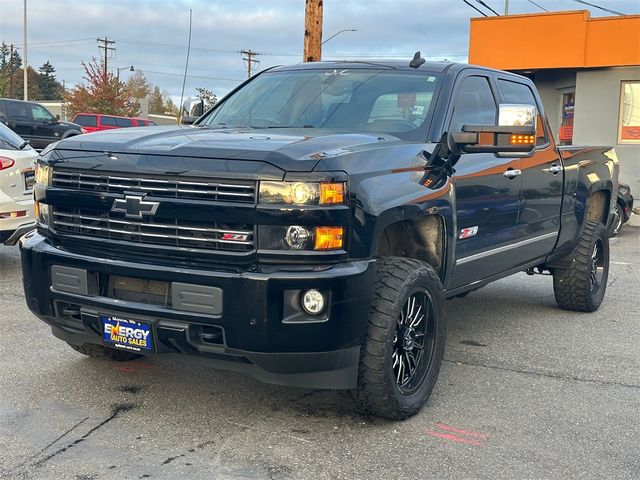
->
[510,134,535,145]
[320,182,345,205]
[314,226,343,250]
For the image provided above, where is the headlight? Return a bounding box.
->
[34,163,51,186]
[259,181,345,205]
[259,225,344,251]
[34,201,50,225]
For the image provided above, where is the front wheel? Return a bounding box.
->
[553,221,609,312]
[355,257,445,420]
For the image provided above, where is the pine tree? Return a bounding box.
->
[37,61,64,100]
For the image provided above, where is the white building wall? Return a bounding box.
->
[573,67,640,187]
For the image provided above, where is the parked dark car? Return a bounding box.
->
[0,99,82,150]
[609,182,634,236]
[22,58,618,419]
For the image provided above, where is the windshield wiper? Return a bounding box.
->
[18,141,29,150]
[260,125,315,129]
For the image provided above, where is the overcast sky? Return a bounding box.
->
[1,0,638,103]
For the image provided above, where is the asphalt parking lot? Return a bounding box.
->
[1,220,639,480]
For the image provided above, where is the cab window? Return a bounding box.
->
[450,76,496,132]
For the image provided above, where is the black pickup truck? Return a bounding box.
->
[21,58,618,419]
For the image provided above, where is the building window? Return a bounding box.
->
[559,91,575,146]
[620,81,640,144]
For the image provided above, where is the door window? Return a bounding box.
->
[101,116,118,126]
[30,104,54,122]
[5,101,30,120]
[74,114,98,127]
[450,76,496,132]
[115,117,133,127]
[498,79,548,145]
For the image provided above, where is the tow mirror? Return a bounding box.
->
[449,104,537,157]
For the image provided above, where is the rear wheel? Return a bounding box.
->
[608,202,625,236]
[355,257,445,420]
[553,221,609,312]
[67,343,142,362]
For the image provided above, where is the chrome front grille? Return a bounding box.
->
[52,206,254,253]
[52,169,256,204]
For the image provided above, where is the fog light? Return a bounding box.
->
[285,225,311,249]
[302,289,325,315]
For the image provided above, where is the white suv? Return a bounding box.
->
[0,123,38,245]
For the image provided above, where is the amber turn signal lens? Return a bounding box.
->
[319,182,345,205]
[509,134,535,145]
[314,226,344,250]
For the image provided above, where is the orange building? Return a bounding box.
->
[469,10,640,186]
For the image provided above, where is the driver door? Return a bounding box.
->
[448,74,524,288]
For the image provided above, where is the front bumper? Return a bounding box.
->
[20,232,376,389]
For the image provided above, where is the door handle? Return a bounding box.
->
[549,164,563,175]
[503,168,521,179]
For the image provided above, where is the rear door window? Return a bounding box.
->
[74,114,98,127]
[497,79,548,145]
[115,117,133,127]
[5,101,30,120]
[100,116,117,127]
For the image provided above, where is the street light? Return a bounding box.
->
[322,28,356,45]
[116,65,134,81]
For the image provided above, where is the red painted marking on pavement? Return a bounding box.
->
[426,430,482,446]
[435,423,487,439]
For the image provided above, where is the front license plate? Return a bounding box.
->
[23,169,35,190]
[101,315,153,352]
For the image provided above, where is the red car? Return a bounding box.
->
[71,113,156,133]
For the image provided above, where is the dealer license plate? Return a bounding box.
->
[101,315,153,352]
[23,169,35,190]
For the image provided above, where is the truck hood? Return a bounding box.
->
[53,125,396,173]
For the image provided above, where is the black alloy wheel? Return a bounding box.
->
[392,290,436,395]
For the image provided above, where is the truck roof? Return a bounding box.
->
[270,60,529,81]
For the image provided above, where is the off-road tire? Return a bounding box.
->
[354,257,445,420]
[67,343,142,362]
[553,221,609,312]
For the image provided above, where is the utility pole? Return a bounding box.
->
[23,0,28,100]
[97,37,116,81]
[8,44,15,98]
[240,49,260,78]
[504,0,509,14]
[303,0,323,62]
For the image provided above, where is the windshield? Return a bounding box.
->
[200,68,442,141]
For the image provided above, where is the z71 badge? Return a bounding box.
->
[101,315,153,352]
[459,226,479,239]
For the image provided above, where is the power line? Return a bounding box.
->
[571,0,626,16]
[240,49,260,78]
[526,0,549,12]
[474,0,500,15]
[461,0,488,16]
